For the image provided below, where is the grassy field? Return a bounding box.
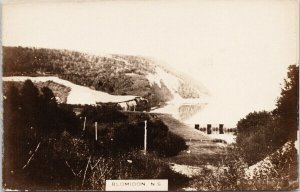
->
[154,114,227,166]
[164,141,227,166]
[155,114,210,140]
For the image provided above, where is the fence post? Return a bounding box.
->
[144,120,147,155]
[83,116,86,131]
[95,122,98,141]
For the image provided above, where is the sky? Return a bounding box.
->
[2,0,299,126]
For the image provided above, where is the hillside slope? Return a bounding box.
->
[3,76,138,105]
[3,46,209,107]
[156,113,209,141]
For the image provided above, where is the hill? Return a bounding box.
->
[3,46,209,107]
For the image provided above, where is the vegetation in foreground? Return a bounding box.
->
[3,80,188,190]
[189,142,298,191]
[236,65,298,165]
[188,65,299,191]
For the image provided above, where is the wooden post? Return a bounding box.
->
[144,120,147,155]
[207,124,212,134]
[95,122,98,141]
[219,124,224,134]
[83,116,86,131]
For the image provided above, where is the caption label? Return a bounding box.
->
[106,179,168,191]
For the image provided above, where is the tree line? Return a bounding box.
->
[236,65,298,165]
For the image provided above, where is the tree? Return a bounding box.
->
[236,111,277,165]
[237,111,273,134]
[236,65,299,165]
[5,85,20,111]
[275,65,299,142]
[41,86,56,106]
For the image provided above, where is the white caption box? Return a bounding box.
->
[106,179,168,191]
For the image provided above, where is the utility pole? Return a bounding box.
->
[83,116,86,131]
[95,122,98,141]
[144,120,147,155]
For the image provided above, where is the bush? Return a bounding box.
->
[236,65,299,165]
[190,146,248,191]
[80,106,187,157]
[236,111,279,165]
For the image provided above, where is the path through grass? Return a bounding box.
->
[157,114,227,166]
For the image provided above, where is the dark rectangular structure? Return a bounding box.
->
[195,124,200,130]
[207,124,212,134]
[219,124,224,134]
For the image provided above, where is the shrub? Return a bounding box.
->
[80,106,187,157]
[237,111,282,165]
[190,147,248,191]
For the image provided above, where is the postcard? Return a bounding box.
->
[2,0,299,191]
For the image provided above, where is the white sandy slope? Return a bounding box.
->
[146,67,182,100]
[3,76,138,105]
[245,133,299,180]
[147,67,209,117]
[245,141,297,179]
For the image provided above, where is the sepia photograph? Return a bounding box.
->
[1,0,299,191]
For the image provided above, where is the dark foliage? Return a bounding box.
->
[3,80,187,190]
[3,80,80,189]
[236,111,279,165]
[79,106,187,157]
[3,81,71,103]
[236,65,299,165]
[274,65,299,142]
